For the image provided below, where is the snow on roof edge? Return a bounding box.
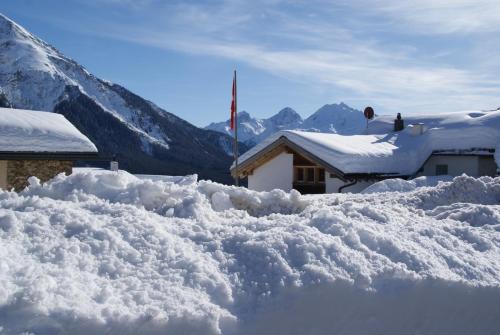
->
[0,107,98,153]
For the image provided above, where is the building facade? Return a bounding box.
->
[0,107,98,191]
[233,110,500,194]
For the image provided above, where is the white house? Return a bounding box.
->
[0,107,98,190]
[231,110,500,193]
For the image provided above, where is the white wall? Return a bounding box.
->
[478,156,497,176]
[325,175,375,193]
[248,152,293,192]
[0,161,7,189]
[419,155,479,177]
[249,154,494,194]
[342,180,375,193]
[325,176,344,193]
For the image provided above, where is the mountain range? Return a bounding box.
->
[0,13,370,183]
[0,13,246,184]
[206,103,367,146]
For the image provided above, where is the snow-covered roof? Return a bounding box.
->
[0,107,97,153]
[235,109,500,176]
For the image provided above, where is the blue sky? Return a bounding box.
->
[2,0,500,126]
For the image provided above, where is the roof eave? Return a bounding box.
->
[343,172,410,180]
[0,151,103,161]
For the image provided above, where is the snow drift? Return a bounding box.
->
[0,170,499,334]
[362,175,454,194]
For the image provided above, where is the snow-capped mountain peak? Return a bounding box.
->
[301,102,366,134]
[206,103,366,146]
[237,110,251,119]
[269,107,303,125]
[206,107,303,146]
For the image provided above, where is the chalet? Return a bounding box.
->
[231,110,500,193]
[0,107,98,190]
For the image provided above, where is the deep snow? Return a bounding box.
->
[362,175,454,194]
[0,107,97,152]
[0,170,499,334]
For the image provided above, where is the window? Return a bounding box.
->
[436,164,448,175]
[295,167,326,184]
[318,168,325,182]
[306,168,315,182]
[296,168,304,181]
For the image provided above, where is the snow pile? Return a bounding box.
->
[0,170,500,334]
[362,175,454,193]
[135,173,198,185]
[409,175,500,209]
[0,107,97,152]
[24,170,306,219]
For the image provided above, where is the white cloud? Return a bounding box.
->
[354,0,500,34]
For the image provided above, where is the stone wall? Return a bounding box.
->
[6,160,72,191]
[0,161,7,189]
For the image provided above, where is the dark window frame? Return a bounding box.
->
[318,168,325,182]
[306,167,315,182]
[435,164,448,175]
[294,166,326,184]
[296,167,305,182]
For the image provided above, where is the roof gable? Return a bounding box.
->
[233,136,346,179]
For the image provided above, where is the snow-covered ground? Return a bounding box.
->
[0,170,499,334]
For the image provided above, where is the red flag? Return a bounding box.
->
[230,72,236,130]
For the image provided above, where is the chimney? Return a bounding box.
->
[394,113,404,131]
[410,123,425,136]
[110,154,119,171]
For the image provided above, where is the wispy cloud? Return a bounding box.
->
[48,0,500,113]
[351,0,500,34]
[115,30,499,111]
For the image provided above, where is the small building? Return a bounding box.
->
[231,110,500,193]
[0,107,98,190]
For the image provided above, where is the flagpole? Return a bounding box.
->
[233,70,239,187]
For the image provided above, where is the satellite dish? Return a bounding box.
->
[364,106,374,120]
